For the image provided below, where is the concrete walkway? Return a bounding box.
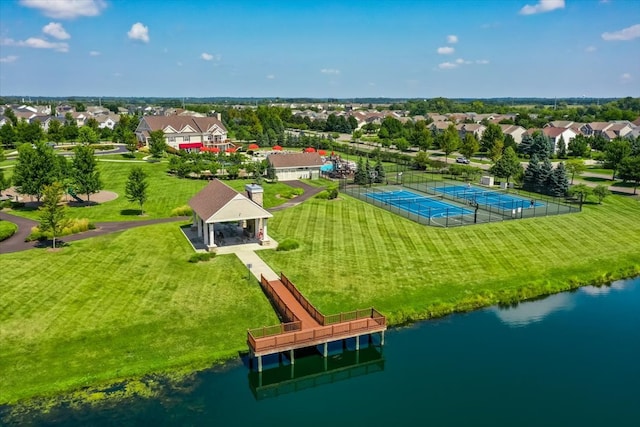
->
[234,247,280,282]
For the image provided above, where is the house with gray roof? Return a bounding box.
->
[267,152,323,181]
[135,114,229,151]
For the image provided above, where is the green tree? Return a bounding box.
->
[62,113,79,142]
[78,126,99,144]
[548,162,569,197]
[47,120,64,143]
[604,139,631,180]
[374,158,385,183]
[523,155,540,193]
[0,149,8,195]
[568,134,590,157]
[592,184,610,204]
[125,166,149,215]
[530,132,552,160]
[618,156,640,194]
[568,183,592,208]
[489,137,505,162]
[413,151,430,170]
[439,124,460,163]
[149,130,166,158]
[123,130,138,156]
[489,147,522,184]
[459,133,479,160]
[480,123,504,154]
[354,157,367,185]
[0,123,17,148]
[266,160,277,181]
[13,142,60,201]
[72,145,102,203]
[557,136,567,159]
[38,182,68,249]
[565,159,586,185]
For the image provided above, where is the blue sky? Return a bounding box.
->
[0,0,638,98]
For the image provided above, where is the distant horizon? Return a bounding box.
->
[1,0,638,98]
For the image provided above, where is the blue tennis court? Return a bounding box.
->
[366,190,472,219]
[433,185,544,210]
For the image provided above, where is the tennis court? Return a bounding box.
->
[433,185,545,211]
[366,190,472,219]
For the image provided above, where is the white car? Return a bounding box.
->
[456,156,470,164]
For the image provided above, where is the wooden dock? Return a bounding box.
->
[247,273,386,372]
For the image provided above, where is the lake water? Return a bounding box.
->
[4,277,639,426]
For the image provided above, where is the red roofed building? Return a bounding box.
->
[542,127,577,154]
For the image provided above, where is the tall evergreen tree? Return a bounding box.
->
[530,132,552,160]
[489,147,522,184]
[548,162,569,196]
[539,158,554,193]
[556,136,567,159]
[374,158,385,183]
[523,155,540,192]
[354,157,367,185]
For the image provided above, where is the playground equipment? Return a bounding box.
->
[67,187,84,203]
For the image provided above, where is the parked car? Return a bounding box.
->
[456,156,470,164]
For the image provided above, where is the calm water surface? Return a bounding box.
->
[4,278,639,426]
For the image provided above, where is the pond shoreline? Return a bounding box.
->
[3,268,638,417]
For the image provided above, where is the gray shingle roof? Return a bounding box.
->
[267,152,323,168]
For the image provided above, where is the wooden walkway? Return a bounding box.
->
[248,273,386,371]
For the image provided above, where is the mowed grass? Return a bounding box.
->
[259,194,640,321]
[7,161,293,222]
[0,222,278,404]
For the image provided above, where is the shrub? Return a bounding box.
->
[188,252,216,263]
[328,187,339,199]
[276,238,300,252]
[315,190,330,199]
[171,205,193,217]
[280,187,304,199]
[0,220,17,241]
[26,218,94,241]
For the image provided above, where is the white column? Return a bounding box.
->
[208,223,214,247]
[197,216,202,238]
[192,212,197,229]
[262,218,268,241]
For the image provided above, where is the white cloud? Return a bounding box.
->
[601,24,640,41]
[320,68,340,75]
[89,50,100,56]
[447,35,458,44]
[1,37,68,52]
[519,0,565,15]
[620,73,632,83]
[585,46,597,53]
[437,46,455,55]
[127,22,149,43]
[201,52,213,61]
[476,59,490,64]
[438,62,458,70]
[455,58,471,64]
[19,0,106,19]
[266,74,275,79]
[0,55,18,63]
[42,22,70,40]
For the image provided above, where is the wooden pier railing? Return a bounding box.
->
[248,273,386,356]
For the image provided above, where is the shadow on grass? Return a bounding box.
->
[583,176,613,183]
[120,209,143,216]
[67,200,99,207]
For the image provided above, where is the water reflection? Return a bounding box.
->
[580,281,627,296]
[490,293,575,327]
[248,344,384,400]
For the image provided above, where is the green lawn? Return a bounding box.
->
[586,166,614,176]
[7,162,295,222]
[2,182,640,405]
[0,223,278,404]
[259,194,640,321]
[0,220,17,241]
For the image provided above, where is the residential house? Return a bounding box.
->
[457,123,486,140]
[30,115,62,132]
[266,152,323,181]
[582,122,612,137]
[607,122,634,139]
[135,114,230,150]
[499,124,527,143]
[542,127,577,154]
[96,114,120,130]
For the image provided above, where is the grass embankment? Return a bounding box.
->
[259,194,640,323]
[0,220,17,241]
[7,162,294,222]
[0,222,278,404]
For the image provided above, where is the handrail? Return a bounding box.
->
[280,273,326,325]
[250,274,386,354]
